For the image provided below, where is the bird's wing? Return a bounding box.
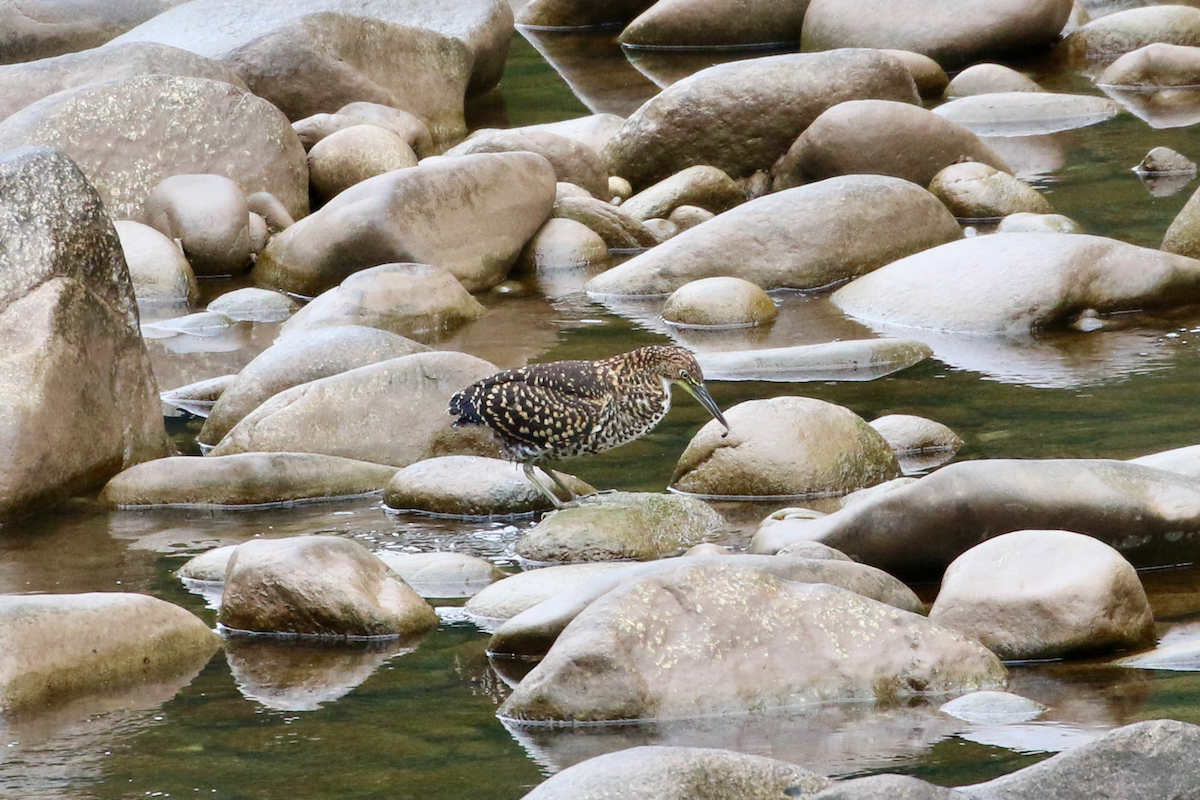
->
[474,373,613,451]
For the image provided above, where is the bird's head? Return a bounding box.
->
[638,346,730,434]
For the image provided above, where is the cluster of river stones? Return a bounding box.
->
[7,0,1200,796]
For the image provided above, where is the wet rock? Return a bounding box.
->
[516,0,655,29]
[1117,637,1200,670]
[661,277,777,327]
[604,49,919,188]
[145,174,253,276]
[939,690,1046,723]
[206,288,299,323]
[869,414,964,455]
[0,75,308,225]
[670,397,901,498]
[497,561,1005,722]
[464,562,631,623]
[253,152,556,295]
[945,63,1044,97]
[374,551,506,598]
[141,310,238,340]
[668,205,714,230]
[0,41,246,123]
[334,102,433,155]
[519,745,831,800]
[1101,42,1200,87]
[697,339,933,382]
[0,0,187,65]
[0,147,170,522]
[750,459,1200,579]
[995,212,1083,233]
[933,92,1121,136]
[489,554,926,658]
[278,263,484,340]
[586,175,962,295]
[1062,6,1200,66]
[383,456,594,516]
[810,775,960,800]
[199,325,428,445]
[1129,442,1200,477]
[882,50,950,98]
[114,220,200,306]
[99,453,398,507]
[930,530,1155,660]
[178,544,238,582]
[774,100,1010,190]
[308,125,419,203]
[552,195,659,249]
[208,351,501,467]
[832,233,1200,335]
[1135,146,1196,175]
[443,129,608,199]
[0,593,219,714]
[620,165,743,222]
[962,719,1200,800]
[111,0,513,113]
[160,374,235,418]
[928,162,1053,219]
[800,0,1073,67]
[219,535,439,636]
[514,218,610,271]
[515,492,724,563]
[618,0,809,50]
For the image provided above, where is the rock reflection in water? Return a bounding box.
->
[1099,84,1200,129]
[518,29,660,116]
[225,635,422,712]
[978,133,1067,180]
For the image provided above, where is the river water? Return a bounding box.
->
[4,27,1200,800]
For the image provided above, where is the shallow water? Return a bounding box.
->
[7,22,1200,800]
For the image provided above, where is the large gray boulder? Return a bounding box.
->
[497,561,1004,722]
[199,325,428,445]
[463,562,631,623]
[0,0,188,65]
[0,41,246,123]
[252,153,557,295]
[929,530,1155,660]
[801,0,1073,67]
[603,49,920,188]
[670,397,901,498]
[619,0,812,50]
[208,351,501,467]
[585,175,962,296]
[1101,42,1200,87]
[1061,6,1200,66]
[0,593,219,714]
[773,99,1010,190]
[0,75,308,224]
[518,746,831,800]
[109,0,513,100]
[751,459,1200,580]
[0,147,170,522]
[832,233,1200,335]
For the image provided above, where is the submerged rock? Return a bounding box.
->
[869,414,963,455]
[374,551,506,598]
[661,277,777,328]
[497,561,1004,722]
[219,535,439,637]
[671,397,900,498]
[206,287,299,323]
[383,456,593,516]
[929,530,1155,660]
[945,63,1044,97]
[751,459,1200,579]
[696,339,933,382]
[939,690,1045,724]
[1135,146,1197,176]
[515,492,724,563]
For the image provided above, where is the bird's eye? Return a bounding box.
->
[679,369,689,379]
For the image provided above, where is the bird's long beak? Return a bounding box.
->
[680,381,729,434]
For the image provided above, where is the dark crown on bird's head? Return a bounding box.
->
[617,345,706,386]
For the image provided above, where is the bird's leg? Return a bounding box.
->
[543,467,581,501]
[523,462,564,509]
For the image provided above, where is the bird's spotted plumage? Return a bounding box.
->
[448,346,728,505]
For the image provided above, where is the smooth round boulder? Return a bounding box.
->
[99,453,399,506]
[277,262,485,340]
[515,492,726,563]
[996,211,1082,233]
[336,101,432,154]
[661,276,777,327]
[514,218,609,271]
[206,287,299,322]
[930,530,1156,660]
[208,351,502,467]
[939,690,1046,723]
[928,161,1054,218]
[498,561,1005,722]
[945,63,1044,97]
[585,174,963,296]
[1136,146,1197,175]
[1129,443,1200,477]
[552,195,659,249]
[374,551,506,598]
[775,540,852,561]
[800,0,1073,67]
[1161,179,1200,258]
[811,775,959,800]
[670,396,901,498]
[219,535,438,637]
[383,455,594,516]
[144,174,253,276]
[308,125,419,203]
[619,0,810,50]
[869,414,964,455]
[1062,6,1200,66]
[178,544,238,583]
[516,0,654,28]
[881,49,950,98]
[773,100,1010,190]
[199,325,429,445]
[463,562,631,622]
[443,128,608,199]
[620,165,744,222]
[668,205,714,230]
[114,220,200,306]
[609,175,633,201]
[603,49,920,188]
[1101,42,1200,86]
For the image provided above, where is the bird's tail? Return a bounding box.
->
[447,387,484,427]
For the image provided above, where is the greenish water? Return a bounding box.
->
[6,26,1200,800]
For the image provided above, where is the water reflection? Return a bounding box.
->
[980,133,1067,181]
[517,28,660,116]
[1099,84,1200,129]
